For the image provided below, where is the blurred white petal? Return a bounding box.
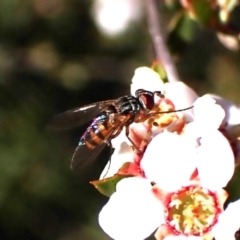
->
[129,122,149,139]
[164,82,198,121]
[217,32,240,51]
[197,130,234,190]
[141,132,197,192]
[212,199,240,240]
[131,67,164,96]
[193,95,225,130]
[183,96,225,140]
[205,94,240,128]
[99,177,164,240]
[91,0,142,36]
[100,141,133,179]
[111,127,128,149]
[194,95,225,127]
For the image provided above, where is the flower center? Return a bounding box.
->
[166,186,220,236]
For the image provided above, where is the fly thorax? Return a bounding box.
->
[115,96,140,115]
[104,105,117,114]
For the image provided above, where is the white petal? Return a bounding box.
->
[141,132,197,192]
[197,130,234,190]
[131,67,164,96]
[212,199,240,240]
[164,81,198,122]
[193,95,225,130]
[129,122,149,139]
[130,122,164,139]
[111,127,128,149]
[182,122,202,141]
[99,177,165,240]
[205,94,240,128]
[100,141,133,179]
[100,129,133,179]
[183,96,225,140]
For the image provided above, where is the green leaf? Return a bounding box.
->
[91,162,144,197]
[190,0,217,27]
[151,61,167,82]
[167,12,198,55]
[90,175,133,197]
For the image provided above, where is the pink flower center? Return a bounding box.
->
[165,186,220,236]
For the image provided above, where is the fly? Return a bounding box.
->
[48,89,193,169]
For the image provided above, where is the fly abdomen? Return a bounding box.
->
[90,124,106,142]
[89,123,108,145]
[83,119,113,149]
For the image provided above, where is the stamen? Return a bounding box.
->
[166,186,220,236]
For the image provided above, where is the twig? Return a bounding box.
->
[144,0,180,83]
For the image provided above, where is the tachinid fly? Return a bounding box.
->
[48,89,193,169]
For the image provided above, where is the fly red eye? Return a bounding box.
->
[139,93,154,110]
[135,89,155,110]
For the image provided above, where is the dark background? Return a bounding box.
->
[0,1,240,239]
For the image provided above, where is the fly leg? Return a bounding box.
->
[110,124,142,153]
[125,126,142,153]
[134,112,159,123]
[102,141,114,178]
[102,126,124,178]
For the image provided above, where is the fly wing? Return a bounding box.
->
[47,100,115,130]
[70,114,130,170]
[71,142,109,170]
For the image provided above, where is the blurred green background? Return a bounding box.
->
[0,0,240,239]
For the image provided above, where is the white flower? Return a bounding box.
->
[131,67,198,123]
[99,130,235,239]
[98,66,236,239]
